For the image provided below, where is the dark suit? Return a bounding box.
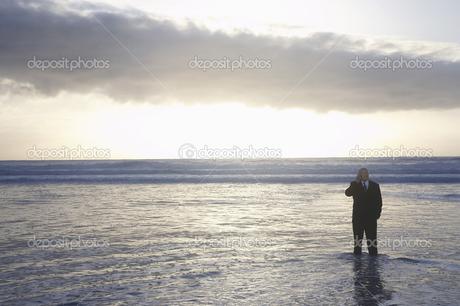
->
[345,180,382,255]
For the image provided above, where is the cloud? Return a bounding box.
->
[1,0,460,112]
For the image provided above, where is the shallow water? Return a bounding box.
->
[1,181,459,305]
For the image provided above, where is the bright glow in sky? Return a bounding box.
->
[1,92,458,159]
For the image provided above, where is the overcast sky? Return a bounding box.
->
[1,0,459,159]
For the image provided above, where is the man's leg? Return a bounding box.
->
[365,219,378,256]
[352,220,364,255]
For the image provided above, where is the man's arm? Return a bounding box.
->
[345,181,357,197]
[376,184,382,219]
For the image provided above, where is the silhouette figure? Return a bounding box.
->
[345,168,382,255]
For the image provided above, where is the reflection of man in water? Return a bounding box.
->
[353,257,392,305]
[345,168,382,255]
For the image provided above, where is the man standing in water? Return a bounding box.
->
[345,168,382,256]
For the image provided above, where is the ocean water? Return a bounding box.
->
[0,158,459,305]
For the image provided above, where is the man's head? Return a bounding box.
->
[357,168,369,182]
